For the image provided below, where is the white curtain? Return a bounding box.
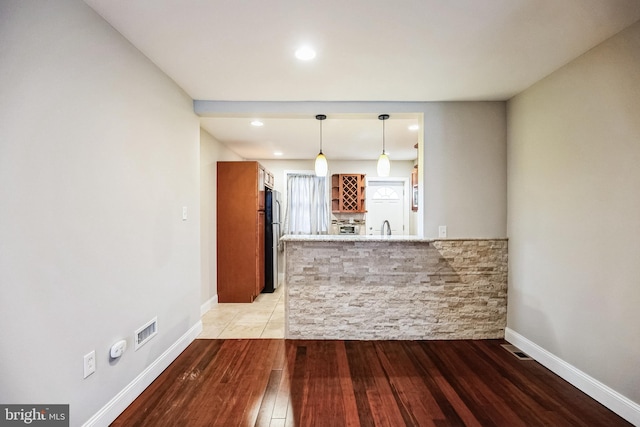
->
[284,173,329,235]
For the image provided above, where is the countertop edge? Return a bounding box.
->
[281,235,508,243]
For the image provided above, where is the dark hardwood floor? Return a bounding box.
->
[112,339,631,426]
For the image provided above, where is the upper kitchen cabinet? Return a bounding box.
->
[264,169,275,189]
[411,165,418,212]
[217,161,271,303]
[332,174,366,213]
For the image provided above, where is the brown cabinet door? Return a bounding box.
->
[258,166,265,211]
[217,161,271,303]
[217,161,261,303]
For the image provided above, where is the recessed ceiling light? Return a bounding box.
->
[251,120,264,127]
[408,124,419,131]
[295,46,316,61]
[274,151,283,156]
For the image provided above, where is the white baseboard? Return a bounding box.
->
[200,294,218,316]
[505,327,640,426]
[83,320,203,427]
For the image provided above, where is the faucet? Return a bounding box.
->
[381,220,391,236]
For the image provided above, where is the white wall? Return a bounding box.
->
[423,102,507,238]
[507,20,640,410]
[0,1,201,425]
[257,159,416,230]
[258,158,415,195]
[200,129,242,307]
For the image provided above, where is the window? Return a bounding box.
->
[284,173,329,235]
[372,186,400,200]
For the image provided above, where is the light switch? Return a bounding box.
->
[182,206,188,221]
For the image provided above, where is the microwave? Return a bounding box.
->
[339,224,359,235]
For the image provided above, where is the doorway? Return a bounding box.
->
[365,178,410,235]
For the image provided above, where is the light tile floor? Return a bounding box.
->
[198,284,284,339]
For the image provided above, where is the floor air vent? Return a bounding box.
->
[135,317,158,351]
[501,344,533,360]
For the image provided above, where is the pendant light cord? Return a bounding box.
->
[316,114,326,154]
[320,119,323,153]
[382,118,385,154]
[378,114,389,154]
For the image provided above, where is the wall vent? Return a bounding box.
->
[134,317,158,351]
[501,344,533,360]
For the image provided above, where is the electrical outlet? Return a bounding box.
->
[83,350,96,378]
[438,225,447,238]
[182,206,188,221]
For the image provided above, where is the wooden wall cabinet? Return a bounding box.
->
[331,174,366,213]
[411,165,418,212]
[217,161,267,303]
[265,169,275,189]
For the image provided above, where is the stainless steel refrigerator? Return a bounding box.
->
[264,188,281,293]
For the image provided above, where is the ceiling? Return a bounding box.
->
[199,114,421,160]
[84,0,640,160]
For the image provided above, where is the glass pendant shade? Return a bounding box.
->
[315,152,328,177]
[377,114,391,177]
[377,152,390,177]
[315,114,328,177]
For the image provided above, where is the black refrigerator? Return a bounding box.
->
[263,188,281,293]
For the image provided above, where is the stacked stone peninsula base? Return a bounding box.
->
[282,235,507,340]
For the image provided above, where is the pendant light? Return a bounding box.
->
[377,114,391,177]
[314,114,328,177]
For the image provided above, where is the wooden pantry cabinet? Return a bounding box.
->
[331,174,366,213]
[217,161,270,303]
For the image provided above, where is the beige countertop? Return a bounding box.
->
[281,235,508,243]
[281,234,432,243]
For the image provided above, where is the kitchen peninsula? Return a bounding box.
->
[282,235,508,340]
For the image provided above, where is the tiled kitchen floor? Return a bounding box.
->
[198,284,284,339]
